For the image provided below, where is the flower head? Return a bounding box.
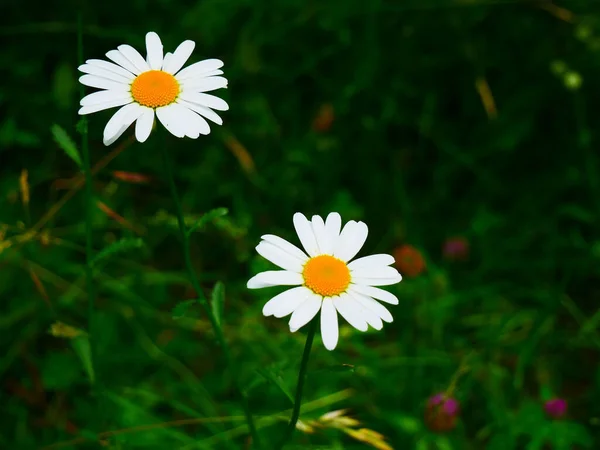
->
[247,213,402,350]
[544,398,567,419]
[393,244,425,278]
[78,31,228,146]
[424,392,460,432]
[442,236,470,261]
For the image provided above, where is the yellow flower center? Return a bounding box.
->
[131,70,179,108]
[302,255,351,297]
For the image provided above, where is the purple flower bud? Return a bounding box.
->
[442,237,469,261]
[425,392,460,432]
[544,398,567,419]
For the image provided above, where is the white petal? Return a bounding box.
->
[163,40,195,74]
[347,291,383,330]
[348,254,395,271]
[181,76,228,92]
[256,241,305,272]
[202,69,224,77]
[260,234,308,262]
[80,90,131,106]
[79,74,126,91]
[78,64,132,83]
[162,52,173,70]
[175,59,224,80]
[333,221,369,262]
[350,284,399,305]
[163,103,210,138]
[262,286,312,318]
[145,32,164,70]
[324,213,342,251]
[85,59,136,79]
[293,213,319,257]
[247,270,303,289]
[351,266,402,279]
[352,271,402,286]
[78,98,132,115]
[155,104,185,138]
[311,215,327,254]
[349,289,393,323]
[179,92,229,111]
[135,107,154,143]
[117,45,150,73]
[106,50,142,75]
[289,293,322,332]
[103,103,144,146]
[320,298,339,351]
[176,99,223,125]
[333,294,368,332]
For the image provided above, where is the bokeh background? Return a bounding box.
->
[2,0,600,448]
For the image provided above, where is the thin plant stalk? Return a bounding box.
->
[159,143,261,449]
[276,318,318,449]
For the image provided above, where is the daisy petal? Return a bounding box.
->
[289,293,322,332]
[311,215,327,254]
[135,107,154,143]
[247,270,303,289]
[347,291,384,330]
[348,254,395,271]
[256,241,305,272]
[79,74,125,91]
[179,92,229,111]
[167,103,210,138]
[334,221,368,262]
[333,294,368,331]
[78,64,132,83]
[352,270,402,286]
[324,212,342,252]
[177,99,224,125]
[181,76,228,92]
[350,266,402,279]
[293,213,320,257]
[262,286,312,318]
[85,59,136,79]
[260,234,308,262]
[202,69,224,77]
[78,98,132,115]
[350,284,399,305]
[163,40,195,74]
[175,59,224,80]
[80,90,131,107]
[156,104,185,138]
[320,298,339,350]
[145,32,163,70]
[162,52,173,71]
[103,103,144,146]
[349,289,393,323]
[106,50,142,75]
[117,45,150,73]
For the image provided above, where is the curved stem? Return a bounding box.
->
[277,318,318,449]
[159,144,261,449]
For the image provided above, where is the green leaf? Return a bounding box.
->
[211,282,225,328]
[51,124,81,167]
[255,367,294,404]
[71,335,95,384]
[91,238,145,267]
[172,299,197,319]
[187,208,228,235]
[310,364,355,376]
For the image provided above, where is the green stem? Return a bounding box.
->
[159,144,261,449]
[277,318,318,449]
[77,12,95,380]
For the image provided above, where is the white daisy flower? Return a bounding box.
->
[247,212,403,351]
[78,31,228,146]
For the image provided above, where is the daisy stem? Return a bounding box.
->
[277,318,318,449]
[159,144,262,449]
[77,12,96,380]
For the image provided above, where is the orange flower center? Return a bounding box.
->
[302,255,351,297]
[131,70,179,108]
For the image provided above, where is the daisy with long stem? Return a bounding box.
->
[248,212,403,447]
[77,31,261,447]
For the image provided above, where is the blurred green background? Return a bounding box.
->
[2,0,600,448]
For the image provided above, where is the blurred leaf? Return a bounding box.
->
[51,124,81,167]
[41,351,81,389]
[310,364,355,376]
[255,367,294,404]
[72,335,95,384]
[187,208,228,235]
[172,299,197,320]
[52,62,76,110]
[393,414,421,434]
[91,238,145,267]
[211,281,225,328]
